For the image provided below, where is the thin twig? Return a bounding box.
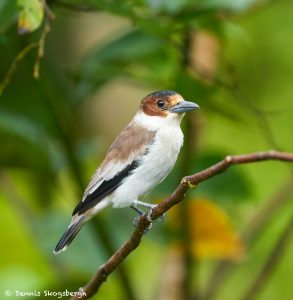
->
[33,21,51,80]
[42,0,56,20]
[0,0,54,93]
[0,43,38,96]
[34,0,55,79]
[240,209,293,300]
[242,176,293,243]
[69,150,293,300]
[191,59,281,150]
[200,175,293,300]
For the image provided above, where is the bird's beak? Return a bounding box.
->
[170,100,200,113]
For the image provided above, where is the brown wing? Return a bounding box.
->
[72,123,156,215]
[103,123,156,162]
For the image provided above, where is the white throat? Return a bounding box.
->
[133,111,183,131]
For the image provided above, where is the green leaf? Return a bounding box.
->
[145,0,192,13]
[85,29,162,69]
[0,0,17,33]
[0,111,51,171]
[88,0,135,16]
[76,29,163,99]
[190,152,253,203]
[174,70,214,100]
[200,0,258,12]
[17,0,44,34]
[0,110,46,146]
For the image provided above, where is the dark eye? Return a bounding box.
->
[156,99,165,109]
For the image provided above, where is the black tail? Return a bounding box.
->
[53,215,85,254]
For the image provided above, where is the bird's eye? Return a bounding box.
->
[156,99,165,109]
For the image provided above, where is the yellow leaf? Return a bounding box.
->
[17,0,44,34]
[190,199,244,260]
[169,199,245,261]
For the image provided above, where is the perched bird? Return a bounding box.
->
[54,90,199,254]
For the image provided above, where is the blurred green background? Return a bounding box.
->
[1,0,293,299]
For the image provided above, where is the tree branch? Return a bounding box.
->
[70,150,293,300]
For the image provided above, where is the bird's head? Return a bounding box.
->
[139,90,199,123]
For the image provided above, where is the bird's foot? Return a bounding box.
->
[132,200,158,221]
[130,204,145,216]
[132,200,157,210]
[131,201,157,234]
[145,205,156,223]
[131,200,165,233]
[138,202,165,223]
[132,216,153,234]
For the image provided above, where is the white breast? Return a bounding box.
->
[111,122,184,208]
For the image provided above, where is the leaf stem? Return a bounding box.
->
[0,43,38,97]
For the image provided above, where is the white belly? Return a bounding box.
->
[111,126,184,208]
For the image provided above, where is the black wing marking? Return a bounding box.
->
[72,160,140,216]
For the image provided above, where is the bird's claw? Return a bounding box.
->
[131,202,165,234]
[146,206,165,223]
[132,216,140,227]
[156,213,166,223]
[146,206,155,223]
[132,216,152,234]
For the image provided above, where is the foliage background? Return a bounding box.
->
[0,0,293,299]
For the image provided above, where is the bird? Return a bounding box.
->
[54,90,199,254]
